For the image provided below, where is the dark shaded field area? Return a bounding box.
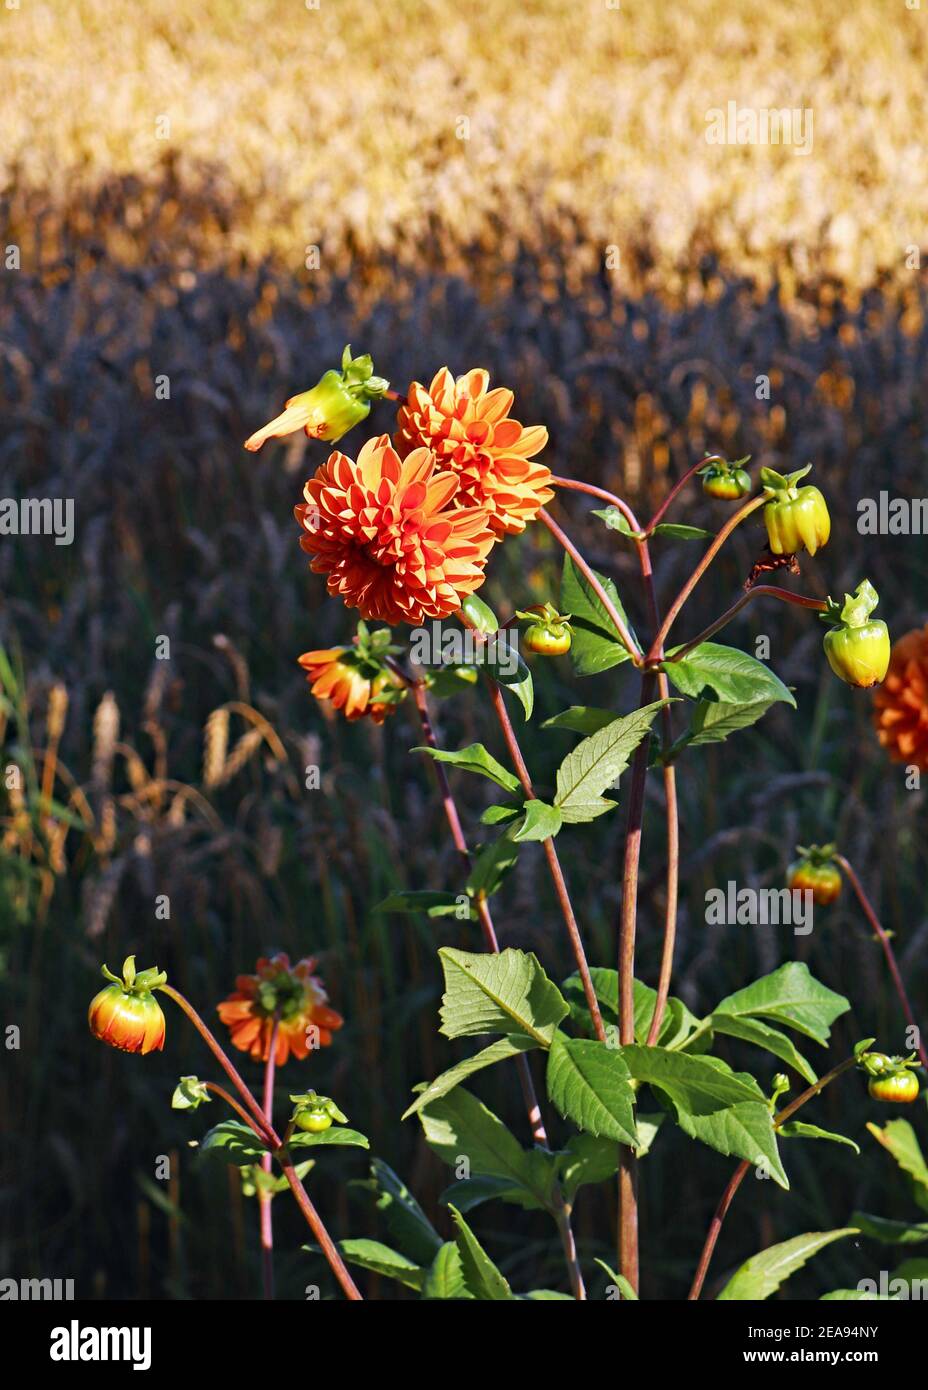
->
[1,165,927,1300]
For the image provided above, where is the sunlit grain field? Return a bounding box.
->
[2,0,927,286]
[1,0,927,1307]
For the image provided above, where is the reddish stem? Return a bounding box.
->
[835,855,928,1072]
[666,585,827,664]
[688,1057,856,1299]
[485,677,607,1046]
[203,1082,270,1140]
[645,458,715,532]
[538,507,641,662]
[259,1018,280,1300]
[159,985,362,1300]
[408,679,586,1298]
[550,478,681,1047]
[648,495,767,660]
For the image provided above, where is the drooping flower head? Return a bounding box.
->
[872,624,928,770]
[394,368,553,535]
[217,953,343,1065]
[295,435,496,625]
[298,621,406,724]
[244,346,389,452]
[88,956,167,1055]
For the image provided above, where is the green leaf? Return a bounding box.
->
[403,1036,537,1120]
[287,1128,369,1151]
[663,642,796,708]
[198,1120,268,1166]
[419,1087,554,1212]
[438,947,568,1046]
[459,593,499,634]
[779,1121,860,1154]
[421,1242,473,1300]
[562,969,700,1049]
[713,962,850,1046]
[324,1239,425,1292]
[594,1259,639,1299]
[591,506,634,536]
[679,697,778,751]
[560,554,637,675]
[426,666,480,699]
[635,1114,666,1158]
[710,1014,818,1084]
[465,835,520,899]
[241,1159,313,1197]
[542,706,618,735]
[448,1205,514,1300]
[512,800,562,841]
[718,1229,858,1301]
[480,803,520,825]
[171,1076,212,1111]
[650,523,714,540]
[553,702,666,823]
[866,1119,928,1200]
[820,1289,895,1301]
[352,1159,442,1265]
[850,1212,928,1245]
[546,1033,638,1144]
[438,1175,528,1214]
[376,889,472,919]
[619,1047,788,1188]
[522,1290,575,1300]
[485,643,534,721]
[412,742,521,794]
[555,1133,620,1201]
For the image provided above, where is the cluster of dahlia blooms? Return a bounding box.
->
[251,360,551,637]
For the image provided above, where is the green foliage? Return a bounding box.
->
[438,947,568,1046]
[560,555,637,675]
[717,1229,858,1300]
[418,1087,555,1213]
[553,702,668,823]
[545,1033,638,1144]
[619,1047,789,1187]
[404,1036,537,1120]
[350,1160,442,1266]
[663,642,796,707]
[412,742,521,793]
[712,963,850,1046]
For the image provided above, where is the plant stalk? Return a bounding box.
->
[159,985,362,1300]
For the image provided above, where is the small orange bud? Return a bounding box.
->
[88,956,167,1055]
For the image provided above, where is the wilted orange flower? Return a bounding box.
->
[295,435,496,625]
[298,648,401,724]
[394,367,553,535]
[217,953,343,1064]
[873,624,928,770]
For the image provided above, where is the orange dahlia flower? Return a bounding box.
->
[298,647,402,724]
[295,435,496,625]
[217,953,343,1065]
[873,624,928,770]
[394,367,553,535]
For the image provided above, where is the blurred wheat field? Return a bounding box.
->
[2,0,926,284]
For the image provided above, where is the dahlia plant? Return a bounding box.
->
[90,352,925,1301]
